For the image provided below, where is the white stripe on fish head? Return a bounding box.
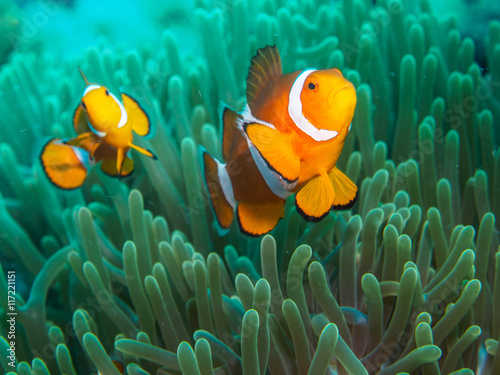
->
[288,69,339,142]
[83,84,101,96]
[83,85,128,130]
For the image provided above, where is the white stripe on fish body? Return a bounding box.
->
[241,105,276,129]
[238,125,294,199]
[247,141,295,199]
[217,159,237,210]
[87,120,107,138]
[73,146,90,167]
[288,69,339,142]
[109,91,128,129]
[239,107,295,198]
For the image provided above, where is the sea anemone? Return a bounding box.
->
[0,0,499,374]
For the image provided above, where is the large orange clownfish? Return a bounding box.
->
[203,46,357,237]
[40,69,156,189]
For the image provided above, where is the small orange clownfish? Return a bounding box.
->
[203,45,357,237]
[96,358,125,374]
[40,69,156,189]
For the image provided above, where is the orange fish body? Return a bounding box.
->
[41,69,156,189]
[204,46,358,237]
[245,67,355,186]
[204,109,286,236]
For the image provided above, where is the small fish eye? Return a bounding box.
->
[81,100,87,110]
[308,82,318,91]
[105,89,109,96]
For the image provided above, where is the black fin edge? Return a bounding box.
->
[236,204,268,238]
[242,122,298,185]
[332,189,358,211]
[122,92,152,137]
[39,138,84,190]
[295,189,358,222]
[295,200,332,223]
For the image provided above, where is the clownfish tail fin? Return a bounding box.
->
[328,167,358,210]
[203,152,235,231]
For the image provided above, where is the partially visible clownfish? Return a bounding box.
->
[95,358,125,374]
[203,45,358,237]
[40,69,156,189]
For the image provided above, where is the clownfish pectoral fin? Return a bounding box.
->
[73,104,90,134]
[128,143,157,160]
[246,45,282,112]
[236,201,284,237]
[244,122,300,184]
[121,93,152,137]
[100,155,134,177]
[203,152,234,231]
[295,173,334,222]
[40,138,88,189]
[328,167,358,209]
[222,106,244,162]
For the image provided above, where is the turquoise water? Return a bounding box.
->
[15,0,199,58]
[9,0,500,61]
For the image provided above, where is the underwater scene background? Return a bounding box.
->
[1,0,500,374]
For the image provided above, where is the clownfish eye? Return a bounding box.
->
[307,82,318,92]
[81,100,87,110]
[105,89,109,96]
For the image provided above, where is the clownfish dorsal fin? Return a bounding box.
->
[222,107,244,162]
[78,67,91,86]
[246,45,282,113]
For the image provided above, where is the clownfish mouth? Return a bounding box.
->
[327,83,355,108]
[301,83,354,140]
